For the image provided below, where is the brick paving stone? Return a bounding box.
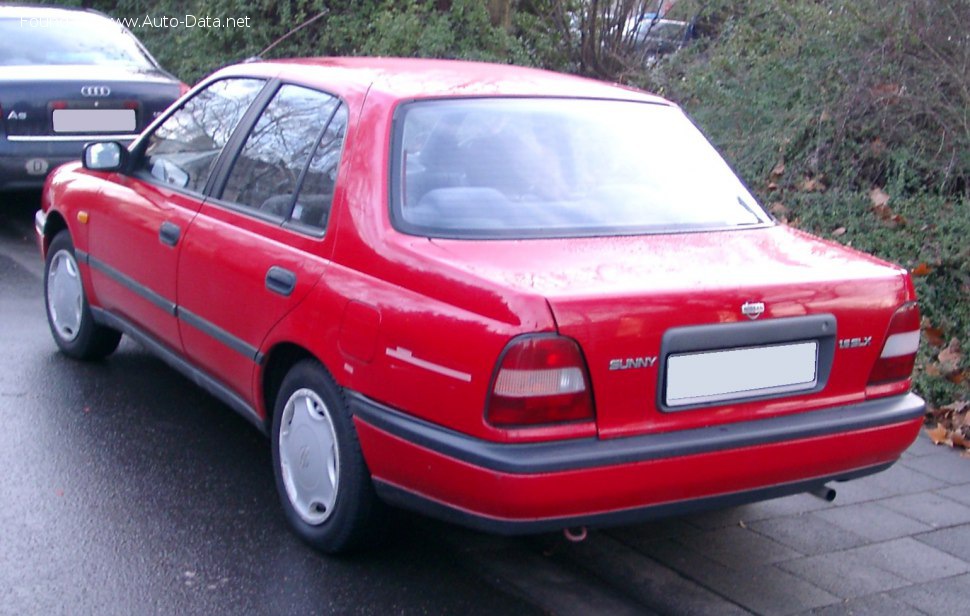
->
[877,492,970,528]
[914,522,970,559]
[812,502,933,542]
[563,533,751,616]
[748,514,868,556]
[889,573,970,616]
[675,526,803,567]
[777,552,911,598]
[934,483,970,507]
[607,518,703,546]
[835,538,970,583]
[802,592,925,616]
[902,432,947,458]
[899,450,970,486]
[646,540,837,616]
[830,463,946,505]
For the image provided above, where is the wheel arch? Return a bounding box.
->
[42,210,69,252]
[259,342,324,432]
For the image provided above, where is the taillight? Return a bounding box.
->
[486,335,595,427]
[178,82,191,97]
[868,302,920,385]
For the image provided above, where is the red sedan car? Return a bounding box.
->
[36,58,925,553]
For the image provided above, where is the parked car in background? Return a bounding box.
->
[0,4,185,190]
[36,58,925,554]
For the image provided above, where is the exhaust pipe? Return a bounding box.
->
[563,526,588,542]
[809,484,837,502]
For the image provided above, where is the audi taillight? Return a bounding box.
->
[868,302,920,385]
[486,335,594,427]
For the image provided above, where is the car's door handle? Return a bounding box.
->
[159,221,181,247]
[265,266,297,297]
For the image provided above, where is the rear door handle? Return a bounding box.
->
[265,266,297,297]
[159,221,181,247]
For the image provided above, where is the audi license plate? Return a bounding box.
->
[52,109,136,133]
[666,341,818,407]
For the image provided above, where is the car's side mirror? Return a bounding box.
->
[83,142,127,172]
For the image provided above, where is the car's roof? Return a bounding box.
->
[221,57,670,104]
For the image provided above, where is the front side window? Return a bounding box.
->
[220,84,345,232]
[393,98,768,239]
[140,78,265,193]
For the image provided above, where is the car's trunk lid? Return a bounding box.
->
[0,65,179,138]
[428,225,912,438]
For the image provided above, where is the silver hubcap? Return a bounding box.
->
[47,249,84,342]
[278,388,340,525]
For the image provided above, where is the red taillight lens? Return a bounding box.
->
[868,302,921,385]
[486,335,595,427]
[178,82,191,97]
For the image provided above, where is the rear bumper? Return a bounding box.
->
[351,392,925,534]
[0,135,134,190]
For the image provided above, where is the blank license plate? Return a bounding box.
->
[52,109,136,133]
[666,341,818,407]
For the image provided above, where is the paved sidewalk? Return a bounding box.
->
[443,431,970,615]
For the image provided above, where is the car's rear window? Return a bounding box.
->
[391,98,769,239]
[0,15,155,68]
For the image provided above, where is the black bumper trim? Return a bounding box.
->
[374,462,894,535]
[349,392,924,475]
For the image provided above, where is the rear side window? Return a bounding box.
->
[220,84,345,233]
[141,78,265,193]
[392,98,769,239]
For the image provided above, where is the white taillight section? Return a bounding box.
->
[493,367,586,397]
[880,331,920,358]
[486,335,595,427]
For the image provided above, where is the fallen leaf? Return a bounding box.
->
[940,400,970,414]
[947,371,967,385]
[911,263,933,277]
[819,109,832,122]
[926,423,950,445]
[870,187,891,208]
[921,318,945,347]
[925,363,942,377]
[767,181,779,191]
[799,177,826,192]
[769,202,788,216]
[938,338,963,375]
[832,227,847,237]
[951,432,969,449]
[771,161,786,177]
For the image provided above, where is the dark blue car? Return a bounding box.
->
[0,4,184,190]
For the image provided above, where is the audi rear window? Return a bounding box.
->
[391,98,769,239]
[0,15,155,68]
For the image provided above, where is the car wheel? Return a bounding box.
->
[44,231,121,360]
[271,359,386,554]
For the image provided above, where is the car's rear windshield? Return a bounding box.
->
[391,98,769,239]
[0,15,155,68]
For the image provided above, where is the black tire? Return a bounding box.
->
[271,359,386,554]
[44,231,121,360]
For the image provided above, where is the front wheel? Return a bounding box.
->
[271,360,386,554]
[44,231,121,360]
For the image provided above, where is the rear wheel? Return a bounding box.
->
[271,359,385,554]
[44,231,121,360]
